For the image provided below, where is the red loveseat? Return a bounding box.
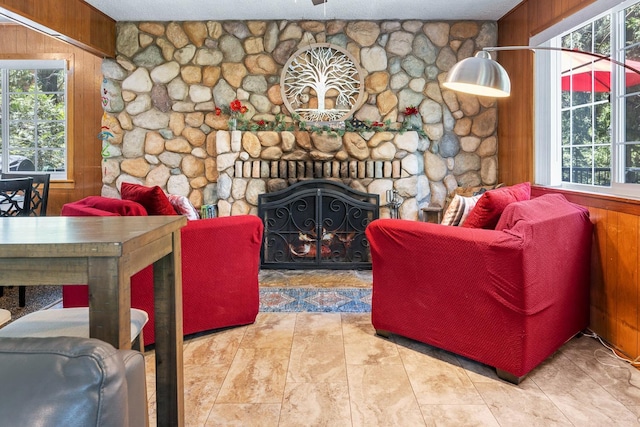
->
[61,196,264,345]
[365,193,592,383]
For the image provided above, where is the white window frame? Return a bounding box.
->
[534,0,640,199]
[0,59,68,180]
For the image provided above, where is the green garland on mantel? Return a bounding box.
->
[231,113,428,139]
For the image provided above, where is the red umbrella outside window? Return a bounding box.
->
[561,50,640,92]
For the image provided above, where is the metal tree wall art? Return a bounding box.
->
[281,43,365,123]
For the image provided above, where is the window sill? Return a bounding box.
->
[532,184,640,216]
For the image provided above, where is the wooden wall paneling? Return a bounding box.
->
[603,210,619,347]
[0,0,115,57]
[616,212,639,358]
[3,22,16,51]
[588,207,608,338]
[529,0,596,36]
[497,2,535,186]
[88,7,116,56]
[527,0,555,35]
[80,50,104,195]
[15,20,28,51]
[64,0,85,44]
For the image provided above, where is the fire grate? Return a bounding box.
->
[258,180,379,269]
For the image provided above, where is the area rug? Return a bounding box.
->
[0,286,62,323]
[260,287,371,313]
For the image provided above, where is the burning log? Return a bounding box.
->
[289,243,332,258]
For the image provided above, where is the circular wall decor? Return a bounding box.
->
[280,43,365,123]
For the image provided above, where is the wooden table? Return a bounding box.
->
[0,215,187,427]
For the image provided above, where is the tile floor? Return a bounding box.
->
[144,312,640,426]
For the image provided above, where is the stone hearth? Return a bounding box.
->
[259,269,372,288]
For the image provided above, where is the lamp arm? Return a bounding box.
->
[483,45,640,76]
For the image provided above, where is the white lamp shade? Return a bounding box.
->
[443,51,511,97]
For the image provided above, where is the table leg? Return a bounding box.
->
[88,257,132,350]
[153,231,184,427]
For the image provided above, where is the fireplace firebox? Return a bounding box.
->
[258,180,379,269]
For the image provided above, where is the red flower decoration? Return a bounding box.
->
[230,99,243,112]
[240,106,248,114]
[257,120,266,126]
[404,106,418,116]
[215,107,222,116]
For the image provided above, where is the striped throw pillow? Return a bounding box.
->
[440,194,482,226]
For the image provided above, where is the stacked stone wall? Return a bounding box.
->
[99,19,499,220]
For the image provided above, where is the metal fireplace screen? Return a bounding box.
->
[258,180,379,269]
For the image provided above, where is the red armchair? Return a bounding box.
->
[365,194,592,383]
[61,196,264,345]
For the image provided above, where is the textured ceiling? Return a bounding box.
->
[84,0,522,22]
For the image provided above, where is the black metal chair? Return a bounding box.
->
[0,172,50,216]
[0,177,32,217]
[0,177,36,307]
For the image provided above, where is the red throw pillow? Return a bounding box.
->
[462,182,531,229]
[120,182,177,216]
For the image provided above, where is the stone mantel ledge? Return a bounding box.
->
[214,129,432,220]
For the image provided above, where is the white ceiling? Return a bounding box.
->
[83,0,523,22]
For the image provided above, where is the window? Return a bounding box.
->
[560,15,612,187]
[0,60,67,179]
[536,0,640,198]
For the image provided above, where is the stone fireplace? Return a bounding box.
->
[98,19,499,222]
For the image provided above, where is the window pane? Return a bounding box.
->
[573,106,593,145]
[594,145,611,167]
[572,88,591,106]
[625,144,640,183]
[36,94,65,120]
[594,145,611,185]
[0,73,2,161]
[594,15,611,55]
[573,146,593,167]
[39,148,65,172]
[562,110,571,145]
[594,86,609,102]
[625,45,640,94]
[37,122,65,148]
[572,146,593,184]
[562,89,571,109]
[36,69,64,93]
[562,148,571,182]
[625,2,640,46]
[595,103,611,143]
[9,122,34,148]
[8,69,35,93]
[570,22,593,51]
[9,94,36,120]
[9,148,34,162]
[625,94,640,142]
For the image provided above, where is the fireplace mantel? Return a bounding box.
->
[214,129,430,220]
